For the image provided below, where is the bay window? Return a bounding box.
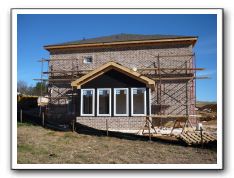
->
[80,87,147,117]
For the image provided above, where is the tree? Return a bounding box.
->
[32,82,47,96]
[17,80,29,94]
[17,80,47,96]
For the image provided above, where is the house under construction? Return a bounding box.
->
[37,34,206,132]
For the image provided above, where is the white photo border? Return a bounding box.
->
[11,8,223,170]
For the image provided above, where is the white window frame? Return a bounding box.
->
[114,88,129,116]
[97,88,111,116]
[83,55,93,64]
[131,88,147,116]
[80,89,95,116]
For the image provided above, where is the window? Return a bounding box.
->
[131,88,146,116]
[114,88,128,116]
[83,56,93,64]
[97,88,111,116]
[81,89,95,116]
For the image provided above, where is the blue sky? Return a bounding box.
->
[17,14,217,101]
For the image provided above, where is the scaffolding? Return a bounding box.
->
[34,53,208,132]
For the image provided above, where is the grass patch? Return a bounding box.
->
[63,132,78,139]
[17,124,217,164]
[18,144,34,153]
[17,122,34,127]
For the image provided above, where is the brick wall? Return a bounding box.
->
[47,43,196,129]
[77,116,146,130]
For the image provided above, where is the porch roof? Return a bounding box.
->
[71,62,155,91]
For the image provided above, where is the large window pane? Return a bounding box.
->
[115,89,128,115]
[98,89,111,115]
[132,88,146,115]
[81,89,94,115]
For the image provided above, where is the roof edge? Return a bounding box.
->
[44,37,198,51]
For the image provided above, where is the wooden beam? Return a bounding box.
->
[38,58,83,62]
[39,54,195,62]
[34,78,72,81]
[149,114,202,118]
[152,76,209,80]
[43,70,91,74]
[71,61,155,90]
[138,67,205,71]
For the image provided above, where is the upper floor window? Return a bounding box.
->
[83,56,93,64]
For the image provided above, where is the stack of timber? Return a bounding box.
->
[177,131,216,145]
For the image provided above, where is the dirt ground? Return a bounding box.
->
[17,122,217,164]
[196,102,217,134]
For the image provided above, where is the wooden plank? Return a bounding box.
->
[138,67,205,71]
[152,76,209,80]
[188,132,201,142]
[180,133,194,143]
[179,132,216,145]
[186,133,200,144]
[186,134,198,144]
[43,70,90,74]
[195,133,210,142]
[149,114,202,118]
[195,132,216,142]
[179,134,193,145]
[39,54,195,62]
[190,132,210,144]
[34,78,72,81]
[203,133,216,141]
[202,133,216,141]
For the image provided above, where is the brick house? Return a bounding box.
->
[43,34,198,131]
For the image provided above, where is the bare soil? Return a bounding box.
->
[17,122,217,164]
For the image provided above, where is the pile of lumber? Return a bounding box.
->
[178,131,216,145]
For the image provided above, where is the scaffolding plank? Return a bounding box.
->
[43,69,93,73]
[152,76,209,80]
[138,67,205,71]
[149,114,202,118]
[34,78,73,81]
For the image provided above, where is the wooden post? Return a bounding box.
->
[106,118,109,136]
[200,127,203,148]
[20,109,23,123]
[39,106,42,117]
[147,118,151,141]
[42,112,45,127]
[170,120,177,135]
[72,119,75,132]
